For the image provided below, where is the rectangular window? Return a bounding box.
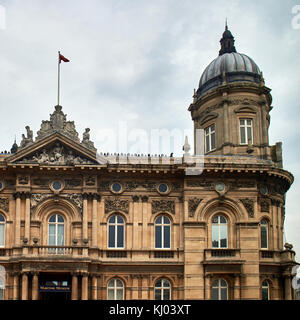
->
[205,124,216,153]
[220,225,227,248]
[212,225,219,248]
[163,226,170,248]
[155,226,162,248]
[240,118,253,144]
[48,225,56,246]
[117,226,124,248]
[261,227,268,249]
[262,287,269,300]
[108,225,115,248]
[163,289,170,300]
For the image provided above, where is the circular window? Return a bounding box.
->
[50,180,64,192]
[0,181,4,191]
[157,183,169,194]
[215,182,225,192]
[111,182,123,194]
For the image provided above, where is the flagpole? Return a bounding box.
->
[58,51,60,106]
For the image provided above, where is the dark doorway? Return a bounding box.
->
[39,273,71,301]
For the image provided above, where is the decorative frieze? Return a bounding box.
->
[188,198,203,217]
[240,198,255,218]
[152,200,175,215]
[99,180,181,192]
[105,198,129,214]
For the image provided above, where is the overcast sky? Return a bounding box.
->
[0,0,299,260]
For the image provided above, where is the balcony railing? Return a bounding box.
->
[204,249,241,261]
[0,246,183,262]
[260,250,274,259]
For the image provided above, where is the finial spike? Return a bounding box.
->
[225,17,228,30]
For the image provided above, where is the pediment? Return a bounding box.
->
[234,106,257,114]
[200,112,218,126]
[6,133,98,166]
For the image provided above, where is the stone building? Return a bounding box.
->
[0,26,297,300]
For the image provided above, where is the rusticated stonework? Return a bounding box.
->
[152,200,175,215]
[105,198,129,214]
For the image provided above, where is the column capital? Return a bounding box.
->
[93,193,101,201]
[13,192,21,199]
[132,195,140,202]
[141,196,149,203]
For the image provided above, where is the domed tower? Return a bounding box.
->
[189,25,281,164]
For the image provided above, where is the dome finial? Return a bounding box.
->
[219,22,237,56]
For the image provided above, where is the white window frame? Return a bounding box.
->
[212,215,228,249]
[262,280,269,300]
[48,214,65,246]
[107,278,124,300]
[260,219,268,249]
[205,124,216,153]
[212,278,228,300]
[239,118,253,145]
[154,278,171,300]
[155,215,171,249]
[108,214,125,249]
[0,214,5,248]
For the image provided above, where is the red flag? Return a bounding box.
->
[59,53,70,63]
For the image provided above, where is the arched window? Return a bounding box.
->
[0,214,5,247]
[48,214,65,246]
[154,278,171,300]
[212,215,227,248]
[260,219,268,249]
[108,215,125,248]
[212,278,228,300]
[262,280,269,300]
[155,216,171,249]
[107,278,124,300]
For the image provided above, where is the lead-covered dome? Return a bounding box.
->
[197,25,263,98]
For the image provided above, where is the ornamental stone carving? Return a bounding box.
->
[0,198,9,212]
[240,198,255,218]
[16,142,96,166]
[188,198,203,217]
[18,176,29,185]
[105,198,129,214]
[152,200,175,215]
[260,201,270,213]
[36,105,80,143]
[19,126,34,149]
[85,176,96,186]
[81,128,96,151]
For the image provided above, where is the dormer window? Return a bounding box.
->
[239,119,253,145]
[205,124,216,153]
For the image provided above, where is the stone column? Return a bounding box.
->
[91,275,98,300]
[233,274,241,300]
[13,273,19,300]
[25,193,31,243]
[32,272,39,300]
[21,272,28,300]
[81,273,88,300]
[82,194,88,244]
[92,195,100,247]
[71,272,78,300]
[204,274,212,300]
[14,193,21,246]
[284,275,292,300]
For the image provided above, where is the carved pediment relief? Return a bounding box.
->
[13,140,98,166]
[234,106,257,114]
[200,112,218,126]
